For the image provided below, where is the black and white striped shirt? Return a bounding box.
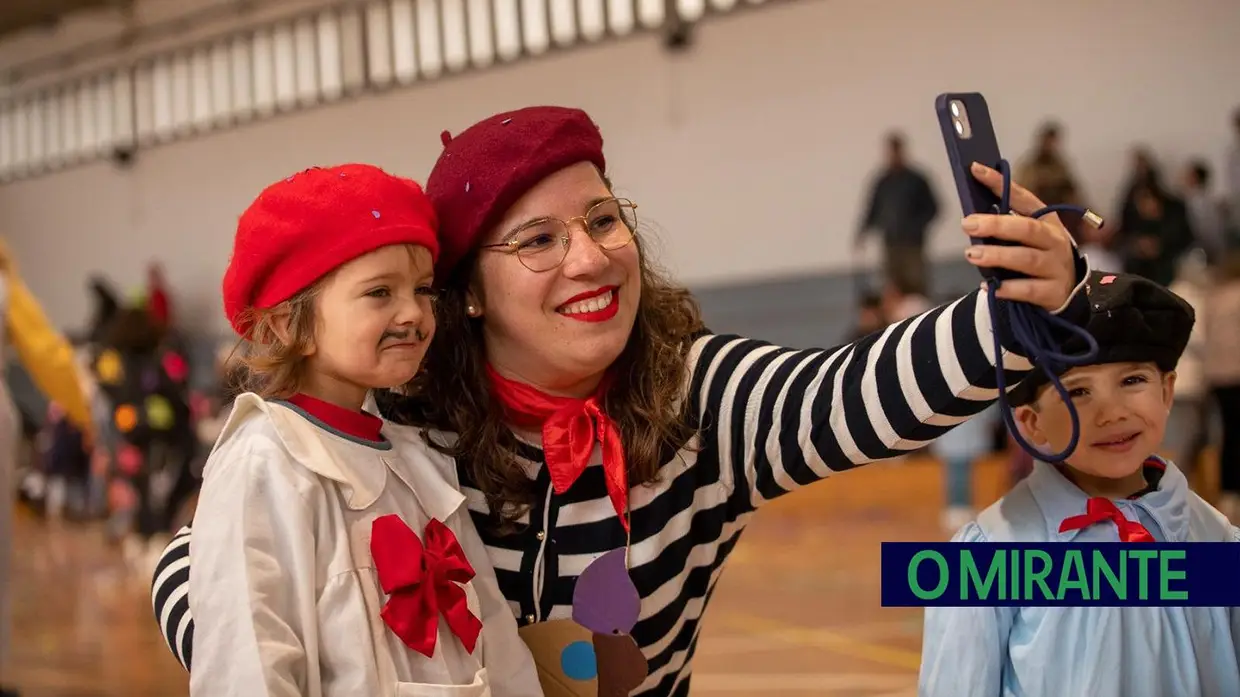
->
[152,287,1054,695]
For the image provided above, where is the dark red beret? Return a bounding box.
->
[222,163,439,335]
[426,106,607,279]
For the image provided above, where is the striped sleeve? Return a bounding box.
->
[690,286,1051,509]
[152,526,194,670]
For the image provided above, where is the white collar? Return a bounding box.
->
[220,393,465,522]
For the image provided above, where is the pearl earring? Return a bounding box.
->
[467,305,478,316]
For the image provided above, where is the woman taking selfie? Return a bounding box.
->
[152,106,1089,696]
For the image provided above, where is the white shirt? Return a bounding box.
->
[188,393,543,697]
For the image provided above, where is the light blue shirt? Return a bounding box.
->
[920,459,1240,697]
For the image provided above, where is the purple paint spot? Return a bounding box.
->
[572,549,639,634]
[371,210,381,219]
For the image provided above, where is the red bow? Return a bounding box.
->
[1058,497,1156,542]
[370,515,483,657]
[486,366,629,531]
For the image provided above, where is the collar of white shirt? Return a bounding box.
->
[225,392,467,523]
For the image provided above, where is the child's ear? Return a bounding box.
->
[269,308,316,357]
[1013,404,1048,446]
[1162,370,1177,410]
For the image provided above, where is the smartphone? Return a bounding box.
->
[935,92,1024,280]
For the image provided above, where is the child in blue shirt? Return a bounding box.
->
[920,271,1240,697]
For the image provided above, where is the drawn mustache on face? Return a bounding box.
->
[379,327,428,345]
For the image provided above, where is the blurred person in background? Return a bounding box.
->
[146,261,172,333]
[1228,109,1240,230]
[1166,249,1210,483]
[1077,221,1122,273]
[855,132,940,296]
[1181,160,1227,264]
[1205,253,1240,521]
[0,248,15,697]
[932,404,998,533]
[846,291,887,342]
[880,276,930,323]
[0,239,94,697]
[90,305,196,572]
[38,401,90,521]
[1018,122,1085,238]
[1117,184,1194,286]
[85,275,121,344]
[1117,147,1163,236]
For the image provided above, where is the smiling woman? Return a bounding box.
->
[152,106,1094,696]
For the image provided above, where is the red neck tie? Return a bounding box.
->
[486,365,629,531]
[1058,497,1155,542]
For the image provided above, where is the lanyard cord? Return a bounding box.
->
[987,159,1100,463]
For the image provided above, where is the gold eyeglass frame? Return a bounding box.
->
[478,197,639,273]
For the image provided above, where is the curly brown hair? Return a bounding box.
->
[381,231,706,530]
[227,285,322,400]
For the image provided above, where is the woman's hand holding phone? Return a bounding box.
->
[960,162,1079,313]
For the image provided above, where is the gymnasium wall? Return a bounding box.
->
[0,0,1237,336]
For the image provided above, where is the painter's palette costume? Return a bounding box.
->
[519,547,648,697]
[92,321,196,536]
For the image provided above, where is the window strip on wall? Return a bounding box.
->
[637,0,663,27]
[252,28,277,116]
[95,75,115,152]
[60,85,80,162]
[366,1,395,87]
[465,0,494,67]
[416,0,444,77]
[441,0,469,72]
[12,101,27,174]
[549,0,577,47]
[114,68,136,148]
[210,41,234,124]
[578,0,605,41]
[171,52,193,134]
[391,0,418,84]
[317,10,345,101]
[294,16,319,105]
[0,103,13,178]
[494,0,522,61]
[605,0,635,35]
[44,90,63,167]
[230,34,255,122]
[26,98,44,171]
[338,5,367,93]
[191,46,214,130]
[272,23,298,111]
[521,0,551,55]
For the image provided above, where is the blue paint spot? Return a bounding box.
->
[560,640,597,681]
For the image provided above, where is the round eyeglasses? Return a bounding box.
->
[479,197,638,273]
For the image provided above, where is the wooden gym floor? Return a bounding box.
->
[8,452,1221,696]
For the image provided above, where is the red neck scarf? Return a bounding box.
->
[1058,498,1156,542]
[486,365,629,531]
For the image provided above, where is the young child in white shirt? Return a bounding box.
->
[188,164,542,697]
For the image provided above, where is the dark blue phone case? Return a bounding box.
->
[935,92,1023,280]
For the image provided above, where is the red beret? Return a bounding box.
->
[222,163,439,335]
[426,106,606,279]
